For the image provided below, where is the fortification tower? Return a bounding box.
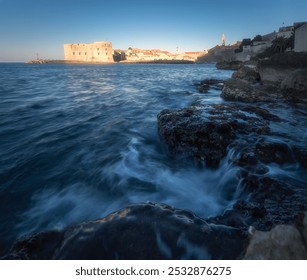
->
[64,41,113,63]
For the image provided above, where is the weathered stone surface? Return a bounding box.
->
[216,61,243,70]
[157,104,271,167]
[221,79,284,102]
[2,203,247,260]
[208,175,306,231]
[232,66,260,83]
[281,68,307,101]
[255,140,295,164]
[196,79,224,93]
[244,212,307,259]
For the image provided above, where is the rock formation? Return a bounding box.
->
[3,203,247,260]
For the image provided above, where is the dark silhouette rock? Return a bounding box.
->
[232,66,260,83]
[281,68,307,101]
[222,79,284,102]
[157,104,271,167]
[196,79,224,93]
[216,61,243,70]
[255,141,295,164]
[2,203,248,260]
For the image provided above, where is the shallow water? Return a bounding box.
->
[0,63,306,255]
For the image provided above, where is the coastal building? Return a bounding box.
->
[63,41,113,63]
[294,22,307,52]
[277,26,294,39]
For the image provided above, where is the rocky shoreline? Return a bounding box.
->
[2,53,307,260]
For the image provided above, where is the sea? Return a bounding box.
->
[0,63,306,255]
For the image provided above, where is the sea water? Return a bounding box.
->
[0,63,306,255]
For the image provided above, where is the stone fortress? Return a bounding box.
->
[60,21,307,64]
[63,41,113,63]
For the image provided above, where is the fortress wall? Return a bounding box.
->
[64,42,113,63]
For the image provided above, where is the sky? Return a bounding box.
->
[0,0,306,62]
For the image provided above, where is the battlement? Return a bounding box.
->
[64,41,113,63]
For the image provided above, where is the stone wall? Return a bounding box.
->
[64,42,114,63]
[295,23,307,52]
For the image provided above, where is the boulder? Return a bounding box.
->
[281,68,307,101]
[244,212,307,259]
[222,79,284,102]
[196,79,224,93]
[216,61,243,70]
[255,140,295,164]
[2,203,247,260]
[157,104,271,167]
[232,66,260,83]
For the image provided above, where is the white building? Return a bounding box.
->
[294,23,307,52]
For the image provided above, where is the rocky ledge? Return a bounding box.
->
[3,203,247,260]
[221,52,307,103]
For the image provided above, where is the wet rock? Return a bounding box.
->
[216,61,243,70]
[2,203,248,260]
[196,79,224,93]
[232,66,260,83]
[255,140,295,164]
[293,147,307,169]
[258,52,307,86]
[244,212,307,259]
[281,68,307,101]
[222,79,284,102]
[157,104,270,167]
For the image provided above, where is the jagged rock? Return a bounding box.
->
[222,79,284,102]
[157,104,271,167]
[216,61,243,70]
[244,212,307,259]
[255,140,295,164]
[281,68,307,101]
[196,79,224,93]
[232,66,260,83]
[2,203,248,260]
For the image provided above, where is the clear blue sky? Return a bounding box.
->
[0,0,306,62]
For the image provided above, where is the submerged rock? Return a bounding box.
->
[2,203,247,260]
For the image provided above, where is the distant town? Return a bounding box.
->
[28,21,307,64]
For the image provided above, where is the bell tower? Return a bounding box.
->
[221,34,225,46]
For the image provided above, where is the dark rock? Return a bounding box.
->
[244,212,307,259]
[216,61,243,70]
[293,147,307,169]
[281,68,307,101]
[222,79,284,102]
[232,66,260,83]
[255,141,295,164]
[209,175,305,232]
[157,104,270,167]
[2,203,248,260]
[196,79,224,93]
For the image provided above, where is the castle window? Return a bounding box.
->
[105,48,107,51]
[97,48,99,51]
[106,52,108,55]
[98,52,100,55]
[85,52,87,55]
[79,52,81,55]
[73,52,75,55]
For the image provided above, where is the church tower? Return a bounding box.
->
[221,34,225,46]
